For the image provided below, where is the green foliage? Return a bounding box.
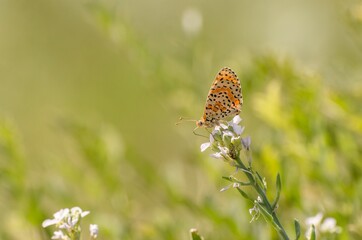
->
[294,219,301,240]
[0,0,362,239]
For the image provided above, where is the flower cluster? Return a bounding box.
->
[198,115,291,239]
[200,115,250,165]
[42,206,98,240]
[305,212,342,239]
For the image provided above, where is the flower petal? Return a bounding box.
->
[220,184,231,192]
[80,211,90,218]
[242,136,251,149]
[200,142,211,152]
[51,230,67,240]
[306,212,323,226]
[219,123,228,129]
[210,152,223,159]
[320,218,341,233]
[232,115,242,124]
[232,125,244,135]
[209,133,215,143]
[90,224,99,238]
[42,219,59,228]
[223,130,234,137]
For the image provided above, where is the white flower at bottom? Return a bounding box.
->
[43,208,70,228]
[306,212,323,227]
[320,218,342,233]
[90,224,99,238]
[71,207,90,218]
[305,212,342,239]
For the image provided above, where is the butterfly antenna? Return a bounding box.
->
[175,117,197,126]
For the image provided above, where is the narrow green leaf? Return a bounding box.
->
[236,188,253,201]
[272,173,281,210]
[222,176,251,186]
[256,171,264,183]
[190,228,203,240]
[256,201,288,239]
[222,176,232,181]
[294,219,301,240]
[310,225,316,240]
[256,202,276,227]
[255,171,266,191]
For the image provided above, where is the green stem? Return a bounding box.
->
[234,156,289,240]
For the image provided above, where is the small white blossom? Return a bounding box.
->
[90,224,99,238]
[51,230,69,240]
[200,142,211,152]
[232,115,242,125]
[223,130,234,137]
[201,115,249,166]
[320,218,342,233]
[71,207,90,218]
[241,136,251,149]
[305,213,342,239]
[227,116,244,135]
[181,8,203,35]
[306,212,323,227]
[232,183,240,188]
[220,184,232,192]
[249,204,260,223]
[209,132,215,143]
[210,152,223,159]
[42,208,70,228]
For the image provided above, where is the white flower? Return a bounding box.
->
[90,224,99,238]
[210,152,223,159]
[232,115,242,125]
[305,212,341,239]
[320,218,342,233]
[200,142,211,152]
[43,208,70,228]
[241,136,251,149]
[181,8,203,35]
[218,146,229,155]
[42,207,90,230]
[71,206,90,218]
[227,116,244,135]
[220,184,231,192]
[306,212,323,227]
[223,130,234,137]
[249,204,260,223]
[51,230,69,240]
[209,131,216,143]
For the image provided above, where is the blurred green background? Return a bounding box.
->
[1,0,362,239]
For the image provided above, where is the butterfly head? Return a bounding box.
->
[196,118,216,128]
[196,119,204,127]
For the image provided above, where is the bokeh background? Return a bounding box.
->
[1,0,362,239]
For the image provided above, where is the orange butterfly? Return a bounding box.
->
[196,67,243,128]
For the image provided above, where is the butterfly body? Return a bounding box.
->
[197,67,242,128]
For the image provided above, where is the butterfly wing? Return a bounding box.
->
[201,67,242,127]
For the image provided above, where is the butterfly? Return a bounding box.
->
[196,67,242,128]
